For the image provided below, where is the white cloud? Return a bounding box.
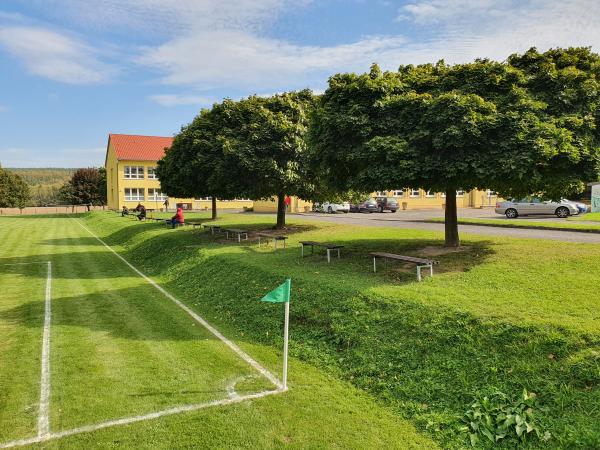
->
[0,26,116,84]
[147,94,214,107]
[0,146,105,167]
[16,0,310,36]
[139,31,409,91]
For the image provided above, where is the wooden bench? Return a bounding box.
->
[164,219,186,228]
[300,241,344,263]
[224,228,249,242]
[202,224,222,235]
[370,252,439,281]
[257,232,288,250]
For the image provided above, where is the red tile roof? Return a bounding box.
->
[109,134,173,161]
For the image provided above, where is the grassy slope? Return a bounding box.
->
[569,212,600,222]
[428,217,600,232]
[82,212,600,449]
[0,216,434,449]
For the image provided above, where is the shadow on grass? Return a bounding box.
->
[0,285,224,342]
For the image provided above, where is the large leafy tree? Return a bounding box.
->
[60,168,106,208]
[0,165,31,208]
[310,52,600,247]
[219,90,316,228]
[157,106,242,220]
[159,91,315,227]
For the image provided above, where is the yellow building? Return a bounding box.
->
[253,189,499,213]
[104,134,253,212]
[372,188,500,209]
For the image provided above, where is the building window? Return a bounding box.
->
[147,167,157,179]
[456,190,465,197]
[393,190,405,198]
[410,189,420,198]
[124,166,144,179]
[425,190,435,198]
[148,188,166,201]
[124,188,145,201]
[486,189,497,197]
[376,191,387,197]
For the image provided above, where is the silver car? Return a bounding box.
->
[495,198,579,218]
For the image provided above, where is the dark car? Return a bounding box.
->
[375,197,399,213]
[350,198,379,213]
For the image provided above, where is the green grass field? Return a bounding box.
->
[428,217,600,232]
[1,212,599,449]
[569,212,600,222]
[0,215,434,449]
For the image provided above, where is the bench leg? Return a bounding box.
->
[337,249,340,259]
[373,257,377,273]
[429,264,433,277]
[301,244,304,257]
[327,249,331,263]
[417,265,422,282]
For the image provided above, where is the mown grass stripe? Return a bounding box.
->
[72,219,284,390]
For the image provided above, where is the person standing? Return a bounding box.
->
[163,197,169,212]
[284,196,292,211]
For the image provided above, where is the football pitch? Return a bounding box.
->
[0,217,281,448]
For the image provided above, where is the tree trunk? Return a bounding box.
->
[276,193,286,229]
[444,188,460,247]
[211,196,217,220]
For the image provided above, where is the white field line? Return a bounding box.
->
[72,219,283,389]
[0,261,53,438]
[0,388,282,449]
[37,262,52,437]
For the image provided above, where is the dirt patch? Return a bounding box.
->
[418,245,473,257]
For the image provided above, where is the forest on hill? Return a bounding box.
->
[9,168,75,206]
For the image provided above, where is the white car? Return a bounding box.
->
[495,198,579,218]
[320,202,350,213]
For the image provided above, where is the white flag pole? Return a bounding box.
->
[282,300,290,390]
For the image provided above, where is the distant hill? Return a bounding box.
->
[9,168,75,186]
[7,168,77,206]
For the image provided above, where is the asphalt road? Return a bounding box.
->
[292,211,600,244]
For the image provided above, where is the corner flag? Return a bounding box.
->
[261,279,291,303]
[261,279,291,390]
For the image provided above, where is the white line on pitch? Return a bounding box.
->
[0,388,283,449]
[37,261,52,437]
[72,219,283,390]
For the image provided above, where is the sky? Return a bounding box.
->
[0,0,599,168]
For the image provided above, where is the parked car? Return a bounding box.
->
[495,198,579,218]
[375,197,399,213]
[563,199,588,214]
[350,198,379,213]
[320,202,350,213]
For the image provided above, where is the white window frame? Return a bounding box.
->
[486,189,497,197]
[147,167,157,179]
[393,190,405,198]
[425,190,436,198]
[148,188,166,201]
[124,188,145,201]
[124,166,144,179]
[376,191,387,197]
[456,190,465,197]
[410,189,421,198]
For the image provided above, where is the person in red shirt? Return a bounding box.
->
[170,207,185,228]
[284,196,292,210]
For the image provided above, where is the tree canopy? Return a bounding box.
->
[0,165,31,208]
[60,168,106,207]
[157,90,316,227]
[309,48,600,246]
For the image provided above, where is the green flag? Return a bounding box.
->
[261,279,291,303]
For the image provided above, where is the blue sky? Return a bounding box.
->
[0,0,598,167]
